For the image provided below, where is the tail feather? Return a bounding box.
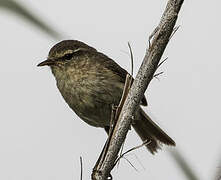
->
[133,108,175,154]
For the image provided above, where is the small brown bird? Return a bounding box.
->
[37,40,175,154]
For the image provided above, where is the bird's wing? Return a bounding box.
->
[96,52,147,106]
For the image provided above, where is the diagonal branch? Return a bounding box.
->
[92,0,184,179]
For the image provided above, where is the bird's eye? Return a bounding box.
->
[64,53,73,60]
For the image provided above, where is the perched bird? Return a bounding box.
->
[37,40,175,154]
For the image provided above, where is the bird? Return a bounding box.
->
[37,40,175,154]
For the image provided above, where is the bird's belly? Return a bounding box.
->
[57,78,124,127]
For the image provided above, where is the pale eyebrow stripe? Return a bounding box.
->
[53,48,86,60]
[54,50,74,59]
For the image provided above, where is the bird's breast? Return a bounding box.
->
[53,63,124,127]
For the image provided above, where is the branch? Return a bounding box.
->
[92,0,184,179]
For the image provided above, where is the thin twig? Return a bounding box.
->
[114,141,150,172]
[153,57,167,80]
[114,140,150,166]
[98,106,117,166]
[122,157,139,172]
[148,26,159,48]
[92,140,109,178]
[115,74,133,120]
[133,153,145,171]
[154,71,164,77]
[169,25,180,40]
[109,105,117,136]
[153,71,164,81]
[80,156,83,180]
[158,57,168,69]
[127,42,134,76]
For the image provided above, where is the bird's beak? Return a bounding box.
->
[37,59,55,67]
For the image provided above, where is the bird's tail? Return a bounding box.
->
[132,108,175,154]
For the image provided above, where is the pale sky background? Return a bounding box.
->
[0,0,220,179]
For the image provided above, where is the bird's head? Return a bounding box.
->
[37,40,97,69]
